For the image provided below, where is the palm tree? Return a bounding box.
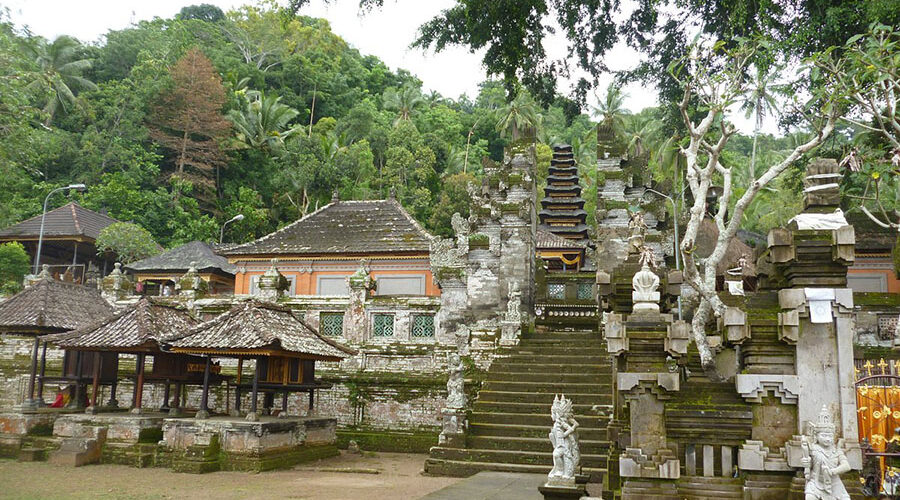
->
[24,36,97,126]
[383,84,425,125]
[623,112,662,159]
[227,90,300,150]
[495,91,542,141]
[740,66,782,185]
[591,83,630,138]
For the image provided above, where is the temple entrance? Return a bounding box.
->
[855,359,900,496]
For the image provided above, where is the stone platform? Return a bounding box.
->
[163,415,339,473]
[54,411,166,443]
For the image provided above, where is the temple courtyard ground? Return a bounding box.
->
[0,452,462,500]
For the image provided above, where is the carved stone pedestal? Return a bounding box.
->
[438,408,467,448]
[538,482,586,500]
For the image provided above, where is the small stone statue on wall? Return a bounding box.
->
[801,406,851,500]
[446,353,466,409]
[628,210,648,254]
[547,394,580,485]
[505,282,522,323]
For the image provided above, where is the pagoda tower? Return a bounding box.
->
[538,144,589,243]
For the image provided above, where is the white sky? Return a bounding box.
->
[4,0,766,133]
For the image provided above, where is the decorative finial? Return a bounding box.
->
[388,187,396,199]
[331,189,339,203]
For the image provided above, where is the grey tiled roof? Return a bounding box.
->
[0,202,120,241]
[223,199,434,256]
[126,241,236,275]
[0,278,114,334]
[536,229,585,250]
[168,301,354,360]
[44,297,197,350]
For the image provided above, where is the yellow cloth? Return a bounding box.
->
[857,384,900,484]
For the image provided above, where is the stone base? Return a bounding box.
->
[438,408,467,448]
[621,479,680,500]
[0,410,60,435]
[538,482,586,500]
[54,412,166,443]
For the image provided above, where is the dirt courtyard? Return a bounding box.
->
[0,452,461,500]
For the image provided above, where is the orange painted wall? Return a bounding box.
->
[847,268,900,293]
[232,259,440,297]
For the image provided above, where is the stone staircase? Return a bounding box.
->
[425,328,613,482]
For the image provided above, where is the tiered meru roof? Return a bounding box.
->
[539,144,589,240]
[167,301,355,361]
[0,278,114,335]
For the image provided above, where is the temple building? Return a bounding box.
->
[223,197,438,298]
[126,240,236,296]
[0,202,122,281]
[538,144,589,243]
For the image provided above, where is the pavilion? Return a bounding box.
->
[126,241,236,296]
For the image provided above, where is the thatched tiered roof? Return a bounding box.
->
[0,277,113,335]
[44,297,197,352]
[167,301,354,361]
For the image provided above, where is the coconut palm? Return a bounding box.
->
[24,36,97,126]
[227,90,300,150]
[591,83,630,138]
[495,91,542,141]
[623,112,662,159]
[383,84,425,125]
[740,66,783,185]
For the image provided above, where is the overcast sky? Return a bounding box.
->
[4,0,766,133]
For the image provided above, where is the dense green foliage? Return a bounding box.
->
[95,223,162,264]
[0,242,31,295]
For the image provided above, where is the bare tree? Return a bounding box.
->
[670,40,845,375]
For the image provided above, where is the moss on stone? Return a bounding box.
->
[337,429,438,453]
[138,427,163,443]
[26,423,53,436]
[468,234,490,248]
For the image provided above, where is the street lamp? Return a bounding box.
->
[646,186,688,320]
[220,214,245,243]
[34,183,87,274]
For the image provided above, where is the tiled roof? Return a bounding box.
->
[0,278,114,334]
[536,229,585,250]
[223,199,434,256]
[0,202,120,241]
[45,297,197,351]
[126,241,236,274]
[168,301,355,360]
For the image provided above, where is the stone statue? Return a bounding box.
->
[547,394,580,485]
[632,257,661,314]
[628,210,648,253]
[505,282,522,323]
[801,406,851,500]
[638,245,656,269]
[446,353,466,409]
[451,212,470,253]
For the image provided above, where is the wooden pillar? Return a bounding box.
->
[235,358,243,412]
[250,360,259,414]
[73,352,84,408]
[90,352,101,409]
[308,389,314,412]
[172,382,182,409]
[133,354,145,411]
[161,383,170,410]
[200,356,212,414]
[107,354,119,407]
[36,341,48,401]
[282,391,288,413]
[26,337,40,403]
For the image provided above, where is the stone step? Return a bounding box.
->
[423,457,607,481]
[489,362,611,374]
[474,400,607,414]
[511,347,610,356]
[468,422,608,440]
[17,447,48,462]
[519,338,605,346]
[488,371,607,383]
[429,446,609,468]
[477,390,611,405]
[481,380,611,393]
[470,411,604,427]
[676,477,744,499]
[467,434,611,453]
[499,354,614,364]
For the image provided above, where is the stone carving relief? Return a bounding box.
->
[547,394,580,486]
[445,353,466,409]
[505,282,522,323]
[800,406,851,500]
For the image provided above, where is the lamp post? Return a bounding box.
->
[646,186,687,321]
[34,183,87,274]
[220,214,244,244]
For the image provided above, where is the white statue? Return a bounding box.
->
[505,282,522,323]
[627,211,648,253]
[801,406,851,500]
[446,353,466,409]
[547,394,580,485]
[632,257,661,313]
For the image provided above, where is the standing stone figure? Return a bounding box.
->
[801,406,851,500]
[506,282,522,323]
[446,353,466,409]
[627,210,648,254]
[548,394,580,484]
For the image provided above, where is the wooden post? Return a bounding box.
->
[172,382,182,409]
[73,351,84,408]
[90,352,101,409]
[250,360,259,415]
[161,383,170,410]
[26,337,39,403]
[36,341,48,402]
[235,357,243,412]
[133,354,145,411]
[282,391,288,413]
[308,389,314,412]
[107,354,119,407]
[200,356,211,414]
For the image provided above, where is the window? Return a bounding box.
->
[412,315,435,338]
[878,315,898,341]
[376,275,426,296]
[847,273,888,293]
[320,312,344,336]
[317,276,350,296]
[548,283,565,299]
[577,282,593,300]
[373,314,395,337]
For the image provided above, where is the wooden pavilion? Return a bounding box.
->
[166,300,355,419]
[0,269,114,409]
[43,297,224,414]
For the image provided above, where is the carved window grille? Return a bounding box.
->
[412,315,435,338]
[373,314,395,337]
[320,312,344,337]
[577,282,593,300]
[878,314,898,341]
[548,283,565,299]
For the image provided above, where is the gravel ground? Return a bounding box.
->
[0,452,460,500]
